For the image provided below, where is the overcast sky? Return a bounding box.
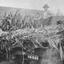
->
[0,0,64,14]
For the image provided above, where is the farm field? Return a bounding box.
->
[0,6,64,64]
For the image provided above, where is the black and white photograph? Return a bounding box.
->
[0,0,64,64]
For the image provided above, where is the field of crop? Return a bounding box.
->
[0,6,64,64]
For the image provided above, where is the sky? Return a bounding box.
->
[0,0,64,14]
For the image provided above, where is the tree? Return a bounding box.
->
[43,4,49,12]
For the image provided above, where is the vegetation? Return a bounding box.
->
[0,8,64,64]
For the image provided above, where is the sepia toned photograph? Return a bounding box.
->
[0,0,64,64]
